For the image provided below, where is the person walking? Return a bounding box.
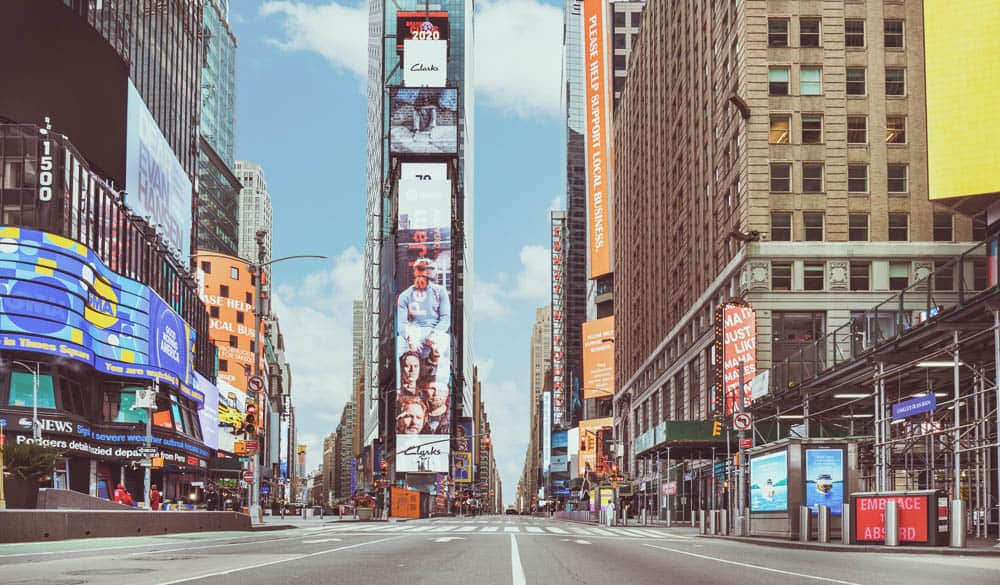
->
[149,484,162,511]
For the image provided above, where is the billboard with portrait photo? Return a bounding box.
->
[389,88,459,155]
[453,451,472,483]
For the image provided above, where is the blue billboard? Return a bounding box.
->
[0,226,198,397]
[552,431,568,450]
[750,450,788,512]
[805,448,844,515]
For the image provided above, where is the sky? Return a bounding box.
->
[229,0,566,506]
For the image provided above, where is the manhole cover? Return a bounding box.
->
[67,568,153,576]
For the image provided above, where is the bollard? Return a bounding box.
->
[950,500,967,548]
[799,506,811,542]
[709,509,717,534]
[700,509,708,534]
[841,505,852,545]
[720,509,729,536]
[884,500,899,546]
[817,505,831,543]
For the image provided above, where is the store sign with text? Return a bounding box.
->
[396,434,449,473]
[550,214,567,426]
[403,39,447,87]
[582,316,614,399]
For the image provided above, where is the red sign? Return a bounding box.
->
[242,471,254,483]
[186,455,199,466]
[396,11,450,50]
[854,495,929,543]
[740,438,753,449]
[245,440,258,452]
[721,305,757,415]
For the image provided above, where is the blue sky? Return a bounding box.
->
[229,0,566,505]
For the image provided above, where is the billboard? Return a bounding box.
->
[126,81,192,260]
[582,316,614,399]
[396,11,450,50]
[924,1,1000,200]
[404,40,448,88]
[750,450,788,512]
[400,162,449,182]
[583,0,614,278]
[396,434,449,473]
[551,213,567,426]
[194,372,220,451]
[578,417,612,476]
[216,379,246,454]
[453,451,472,483]
[0,226,197,394]
[805,448,844,516]
[454,418,473,452]
[389,88,459,155]
[716,304,757,415]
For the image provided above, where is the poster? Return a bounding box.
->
[750,450,788,512]
[453,451,471,483]
[806,448,844,515]
[389,88,459,155]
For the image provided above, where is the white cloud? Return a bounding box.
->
[259,0,563,117]
[471,244,550,324]
[259,1,368,77]
[512,245,550,301]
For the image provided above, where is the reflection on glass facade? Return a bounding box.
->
[197,140,240,256]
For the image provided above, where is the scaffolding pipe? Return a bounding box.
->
[953,330,961,502]
[994,309,1000,543]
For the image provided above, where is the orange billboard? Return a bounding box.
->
[391,487,421,518]
[584,0,613,278]
[582,316,614,399]
[578,417,612,476]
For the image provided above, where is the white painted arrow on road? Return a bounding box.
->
[432,537,465,543]
[559,538,592,545]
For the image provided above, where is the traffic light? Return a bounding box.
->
[712,420,723,437]
[244,403,258,436]
[482,436,491,450]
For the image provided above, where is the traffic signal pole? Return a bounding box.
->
[250,230,266,524]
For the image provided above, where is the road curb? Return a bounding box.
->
[250,524,296,532]
[700,534,1000,556]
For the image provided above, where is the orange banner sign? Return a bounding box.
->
[584,0,613,278]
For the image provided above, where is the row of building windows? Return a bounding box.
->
[770,114,899,146]
[768,17,904,49]
[769,259,983,293]
[769,66,908,97]
[769,159,908,194]
[769,211,979,243]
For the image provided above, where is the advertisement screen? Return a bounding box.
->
[924,1,1000,200]
[216,379,246,454]
[453,451,472,483]
[721,304,757,415]
[126,81,192,260]
[578,417,612,476]
[582,316,614,399]
[396,11,450,50]
[396,434,449,473]
[583,0,613,278]
[400,162,449,182]
[404,39,448,88]
[454,419,473,452]
[551,215,566,425]
[750,450,788,512]
[805,448,844,515]
[855,494,930,543]
[0,226,197,393]
[552,431,568,450]
[389,88,459,155]
[194,372,220,451]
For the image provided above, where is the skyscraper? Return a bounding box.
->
[610,1,645,112]
[235,160,273,264]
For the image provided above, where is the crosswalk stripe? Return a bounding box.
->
[625,529,662,538]
[456,526,479,532]
[481,526,499,532]
[569,527,593,535]
[545,527,568,534]
[587,528,616,536]
[612,528,649,537]
[428,526,456,532]
[407,526,435,532]
[526,527,543,533]
[504,526,520,533]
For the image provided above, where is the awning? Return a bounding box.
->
[637,421,738,458]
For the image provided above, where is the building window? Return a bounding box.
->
[210,306,220,318]
[200,261,211,274]
[845,19,865,47]
[801,114,823,144]
[974,214,988,241]
[934,260,954,291]
[847,116,867,144]
[934,212,954,242]
[804,263,825,290]
[846,67,866,95]
[631,10,642,28]
[231,266,240,280]
[884,20,904,49]
[769,115,790,144]
[888,213,909,241]
[800,18,821,47]
[614,10,626,27]
[237,311,245,324]
[770,163,792,192]
[246,292,253,305]
[800,66,822,95]
[848,165,869,193]
[803,212,824,241]
[849,214,869,241]
[768,19,789,47]
[769,67,790,95]
[229,335,238,348]
[772,312,826,371]
[8,371,56,408]
[850,262,871,291]
[802,162,824,193]
[886,117,906,143]
[220,284,230,298]
[219,359,228,372]
[887,164,908,193]
[772,262,793,291]
[889,262,909,290]
[885,68,906,96]
[771,212,793,241]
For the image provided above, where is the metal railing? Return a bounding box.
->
[769,236,996,395]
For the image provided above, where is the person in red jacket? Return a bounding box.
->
[149,484,162,511]
[113,483,133,506]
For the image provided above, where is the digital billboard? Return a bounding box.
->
[805,448,844,516]
[583,0,614,278]
[717,304,757,415]
[578,417,612,476]
[400,162,449,183]
[396,434,449,473]
[582,316,614,399]
[750,450,788,512]
[389,88,459,155]
[194,372,220,451]
[551,214,567,426]
[404,39,448,88]
[126,81,192,260]
[396,11,450,50]
[0,226,197,394]
[924,1,1000,201]
[215,379,246,454]
[453,451,472,483]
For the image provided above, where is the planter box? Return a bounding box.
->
[357,507,374,521]
[4,477,40,509]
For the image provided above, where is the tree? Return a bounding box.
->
[1,443,63,481]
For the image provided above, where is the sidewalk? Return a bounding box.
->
[701,533,1000,556]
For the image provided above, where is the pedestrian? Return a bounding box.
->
[149,484,162,511]
[114,483,133,507]
[624,503,631,527]
[281,499,286,519]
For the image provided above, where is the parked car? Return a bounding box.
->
[505,507,518,515]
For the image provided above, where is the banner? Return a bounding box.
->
[583,0,613,278]
[404,40,448,87]
[719,304,757,415]
[389,88,459,155]
[582,316,614,399]
[551,214,566,426]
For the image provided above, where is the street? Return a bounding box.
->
[0,516,998,585]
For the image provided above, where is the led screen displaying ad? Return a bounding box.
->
[404,39,448,88]
[400,162,448,182]
[0,226,197,393]
[453,451,471,483]
[454,418,473,452]
[126,81,192,259]
[396,11,450,50]
[578,417,612,476]
[194,372,220,451]
[582,316,614,399]
[550,215,566,426]
[216,379,246,454]
[805,448,844,515]
[396,434,449,473]
[719,304,757,415]
[750,450,788,512]
[389,88,459,155]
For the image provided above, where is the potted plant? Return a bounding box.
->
[355,495,376,521]
[1,442,63,509]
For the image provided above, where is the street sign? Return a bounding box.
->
[234,441,248,456]
[243,471,254,483]
[245,440,258,452]
[892,394,937,420]
[248,376,265,393]
[733,412,752,431]
[139,459,153,467]
[740,438,753,449]
[152,457,165,469]
[138,447,158,457]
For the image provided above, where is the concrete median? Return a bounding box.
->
[0,510,252,543]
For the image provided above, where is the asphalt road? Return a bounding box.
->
[0,515,998,585]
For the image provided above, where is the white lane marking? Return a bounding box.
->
[432,537,464,543]
[587,528,616,536]
[574,539,592,545]
[482,526,500,532]
[407,526,435,532]
[456,526,479,532]
[504,526,521,533]
[155,535,408,585]
[569,527,592,535]
[510,534,527,585]
[545,527,568,534]
[614,528,650,538]
[526,527,544,533]
[642,544,862,585]
[428,526,457,532]
[302,538,342,544]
